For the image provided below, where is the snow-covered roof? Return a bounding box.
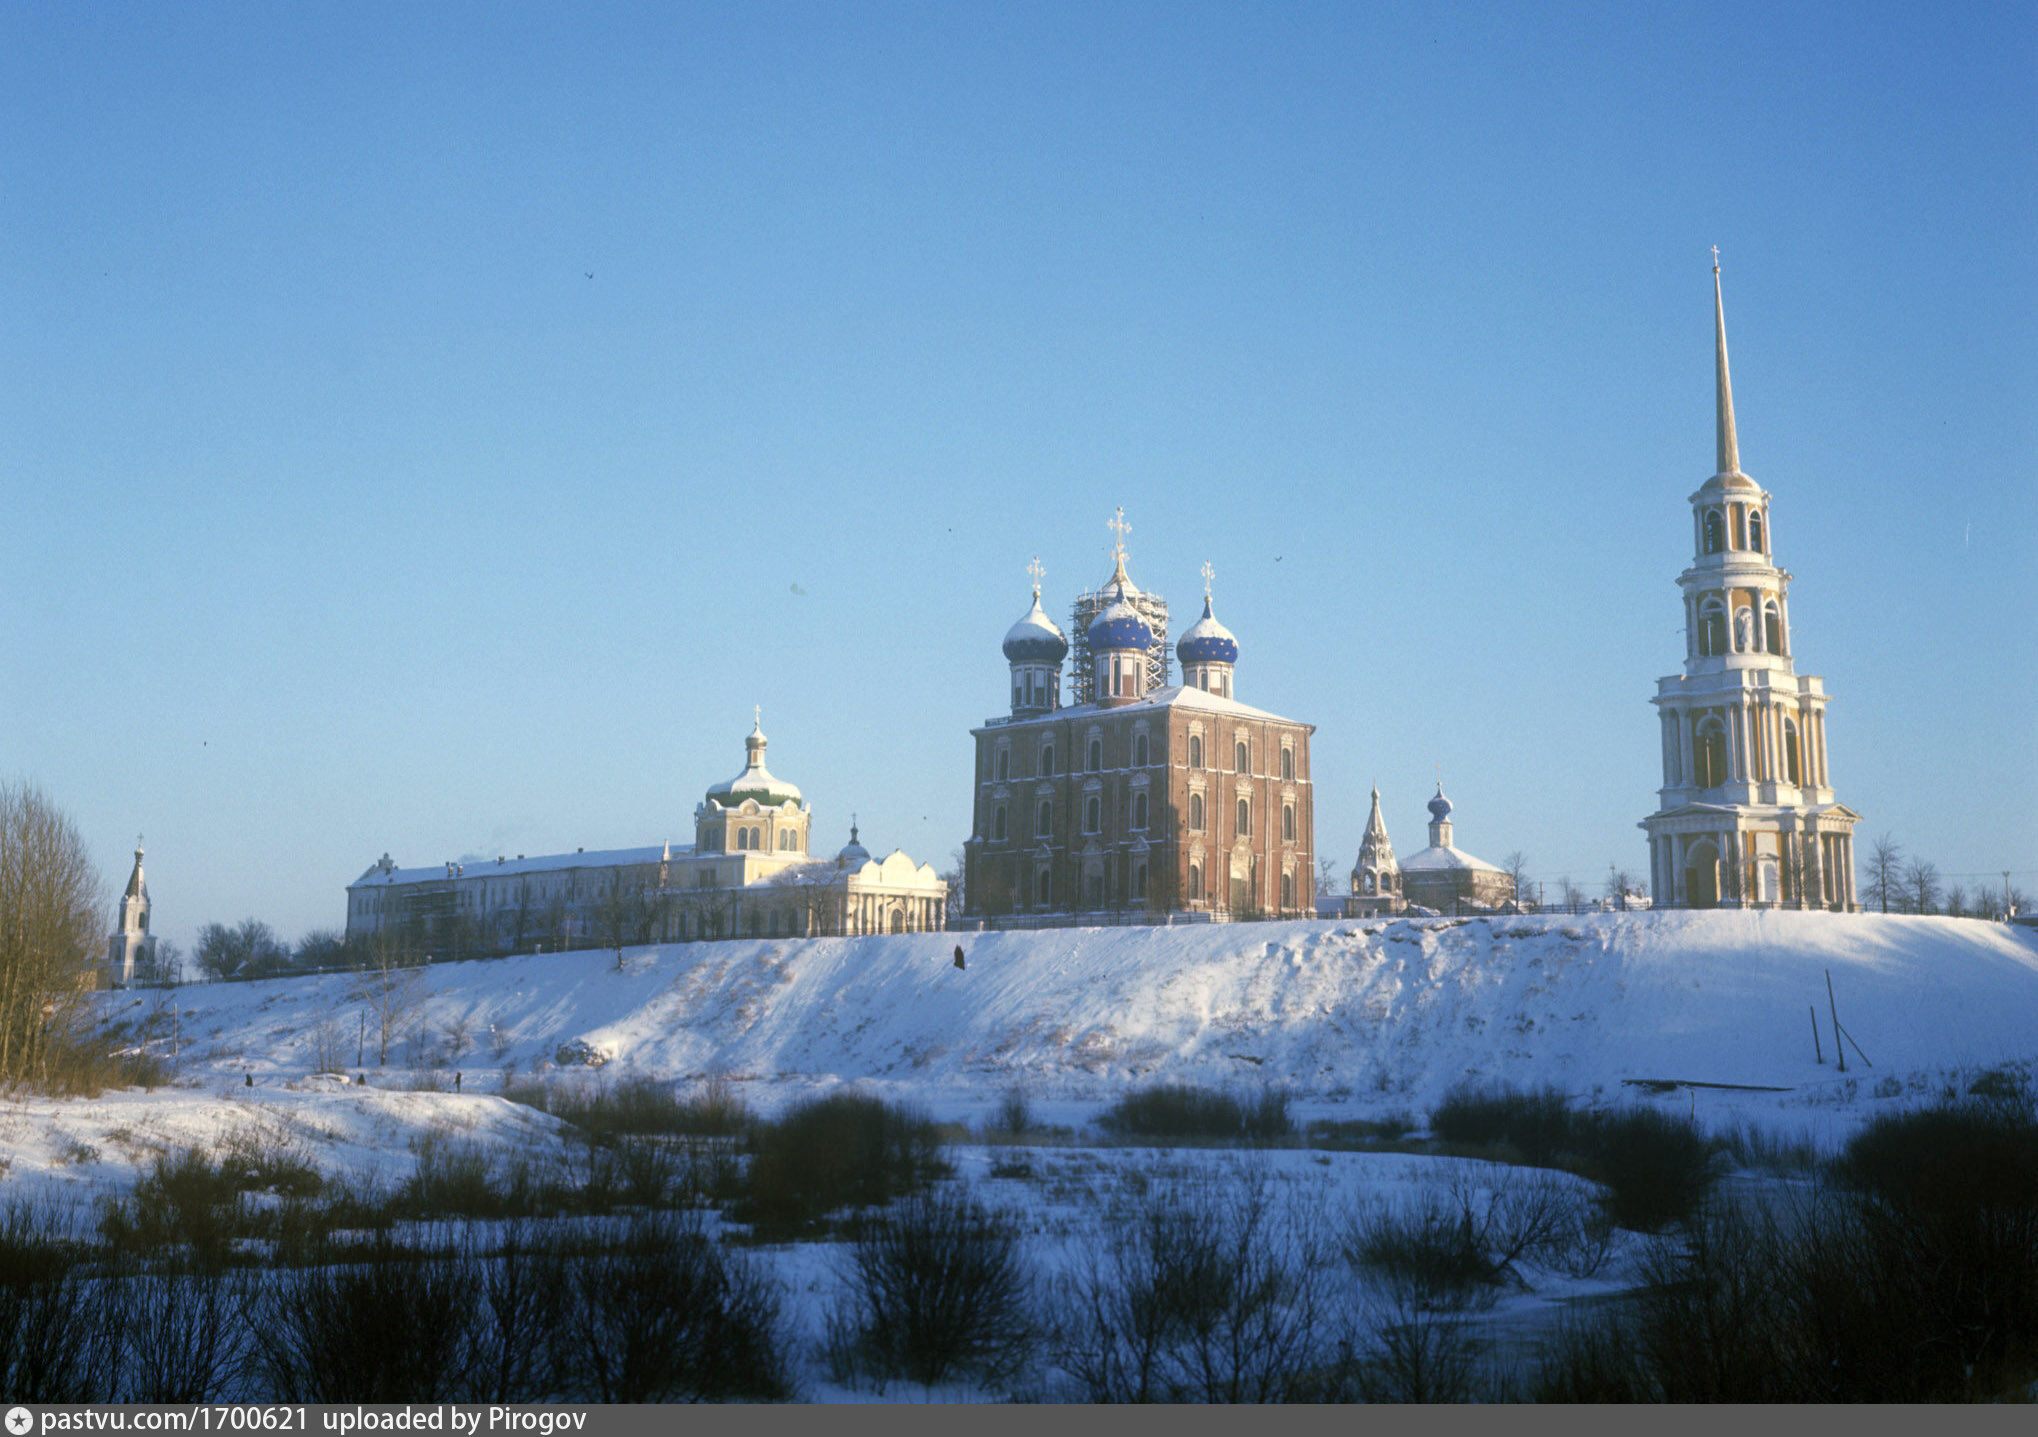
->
[978,684,1308,731]
[705,720,804,809]
[1398,843,1505,875]
[1002,592,1069,663]
[762,847,945,891]
[350,845,689,889]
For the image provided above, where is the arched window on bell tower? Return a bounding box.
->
[1695,718,1727,788]
[1782,718,1802,786]
[1698,596,1727,657]
[1763,599,1783,655]
[1748,509,1765,553]
[1703,509,1725,555]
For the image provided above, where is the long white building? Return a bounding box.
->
[345,719,947,955]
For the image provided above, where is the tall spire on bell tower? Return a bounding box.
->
[1713,246,1740,477]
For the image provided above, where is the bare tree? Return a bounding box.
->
[938,846,966,916]
[358,928,422,1066]
[1315,856,1342,898]
[1901,858,1942,916]
[596,871,647,968]
[767,866,840,937]
[509,878,534,954]
[1944,884,1968,919]
[133,937,183,988]
[194,919,290,981]
[1557,876,1585,912]
[1864,833,1903,914]
[1604,863,1640,910]
[1781,837,1809,906]
[1500,852,1531,903]
[294,928,347,971]
[0,782,106,1086]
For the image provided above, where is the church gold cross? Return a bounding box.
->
[1108,507,1131,561]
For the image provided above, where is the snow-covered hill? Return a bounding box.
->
[103,909,2038,1120]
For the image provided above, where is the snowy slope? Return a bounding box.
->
[99,909,2038,1119]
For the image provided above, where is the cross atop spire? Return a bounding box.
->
[1713,249,1741,476]
[1026,555,1045,599]
[1105,507,1134,589]
[1201,560,1214,598]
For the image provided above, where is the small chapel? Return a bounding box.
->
[1344,785,1514,916]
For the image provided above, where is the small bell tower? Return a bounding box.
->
[107,836,156,987]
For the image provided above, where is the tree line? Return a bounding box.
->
[1861,833,2027,918]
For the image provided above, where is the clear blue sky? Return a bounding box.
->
[4,1,2033,947]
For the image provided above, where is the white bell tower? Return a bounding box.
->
[107,837,156,986]
[1640,256,1860,910]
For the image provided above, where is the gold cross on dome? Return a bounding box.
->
[1026,555,1045,596]
[753,704,761,728]
[1107,507,1131,562]
[1201,560,1215,598]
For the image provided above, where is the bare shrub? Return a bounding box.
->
[738,1092,948,1234]
[1534,1133,2038,1405]
[1528,1312,1651,1401]
[615,1139,679,1208]
[1349,1168,1602,1310]
[397,1138,511,1220]
[1097,1084,1294,1144]
[253,1233,482,1402]
[119,1264,252,1402]
[1051,1167,1349,1402]
[1429,1082,1573,1163]
[553,1211,791,1401]
[0,1202,123,1401]
[1576,1108,1720,1232]
[467,1223,568,1403]
[1309,1113,1415,1147]
[502,1073,751,1139]
[827,1189,1036,1390]
[1713,1119,1822,1174]
[216,1127,323,1199]
[990,1087,1033,1139]
[1426,1083,1721,1233]
[1351,1294,1478,1403]
[101,1148,249,1261]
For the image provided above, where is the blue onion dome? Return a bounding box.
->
[1002,592,1069,663]
[706,717,804,808]
[1427,784,1454,822]
[1087,590,1152,651]
[1176,595,1239,666]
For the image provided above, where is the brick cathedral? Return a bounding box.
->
[962,516,1316,927]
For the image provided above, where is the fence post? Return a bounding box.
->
[1826,969,1845,1074]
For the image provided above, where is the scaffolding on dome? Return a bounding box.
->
[1067,587,1171,706]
